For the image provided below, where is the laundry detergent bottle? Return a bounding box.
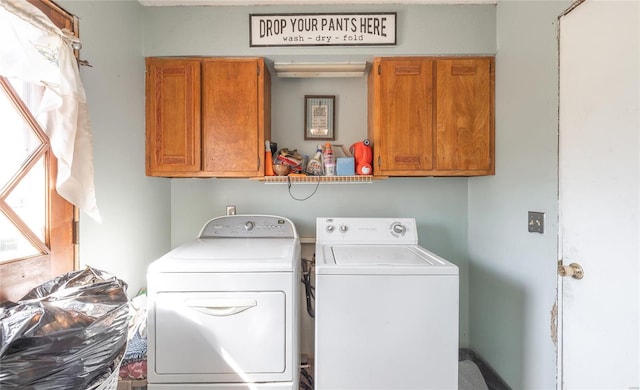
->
[350,139,373,175]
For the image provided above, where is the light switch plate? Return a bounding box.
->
[528,211,545,234]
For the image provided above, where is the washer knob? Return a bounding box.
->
[339,225,348,233]
[244,221,255,231]
[391,222,406,235]
[326,225,335,233]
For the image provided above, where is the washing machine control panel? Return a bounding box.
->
[316,217,418,245]
[199,215,297,238]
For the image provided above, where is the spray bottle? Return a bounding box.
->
[306,144,324,176]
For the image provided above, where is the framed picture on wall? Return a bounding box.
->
[304,95,335,140]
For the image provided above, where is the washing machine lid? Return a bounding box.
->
[148,237,299,273]
[316,244,458,275]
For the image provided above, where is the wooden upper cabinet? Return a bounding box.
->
[435,58,494,175]
[145,57,270,177]
[146,58,201,175]
[368,56,494,177]
[368,58,435,176]
[201,59,269,176]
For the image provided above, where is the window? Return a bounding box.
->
[0,0,77,302]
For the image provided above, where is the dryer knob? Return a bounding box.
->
[244,221,255,231]
[339,225,348,233]
[391,222,406,235]
[326,225,335,233]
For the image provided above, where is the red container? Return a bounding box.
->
[350,140,373,175]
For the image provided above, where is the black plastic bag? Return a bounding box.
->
[0,266,129,389]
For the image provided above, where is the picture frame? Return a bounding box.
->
[304,95,335,140]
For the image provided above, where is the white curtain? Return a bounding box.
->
[0,0,101,222]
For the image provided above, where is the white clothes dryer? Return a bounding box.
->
[314,217,459,390]
[147,215,300,390]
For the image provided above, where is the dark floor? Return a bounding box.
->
[459,348,511,390]
[299,350,510,390]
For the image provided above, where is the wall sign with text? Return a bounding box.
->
[250,13,396,47]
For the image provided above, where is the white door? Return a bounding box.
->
[558,1,639,389]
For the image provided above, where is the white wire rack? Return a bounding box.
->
[263,175,374,184]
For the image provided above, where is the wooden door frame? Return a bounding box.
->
[0,0,78,302]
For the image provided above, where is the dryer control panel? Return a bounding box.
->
[199,215,297,238]
[316,217,418,245]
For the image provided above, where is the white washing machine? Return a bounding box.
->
[314,217,459,390]
[147,215,300,390]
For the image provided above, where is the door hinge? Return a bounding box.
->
[72,220,79,245]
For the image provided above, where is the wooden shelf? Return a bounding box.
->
[263,175,374,184]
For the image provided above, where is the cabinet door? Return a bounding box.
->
[201,59,266,177]
[435,58,494,175]
[370,59,435,176]
[145,58,201,176]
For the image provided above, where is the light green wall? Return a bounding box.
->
[60,1,568,387]
[468,1,571,388]
[142,4,496,57]
[62,1,172,298]
[144,3,496,353]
